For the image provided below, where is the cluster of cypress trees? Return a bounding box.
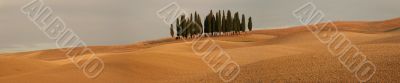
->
[170,10,253,39]
[171,12,203,39]
[204,10,252,36]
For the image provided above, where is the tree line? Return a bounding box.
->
[170,10,253,39]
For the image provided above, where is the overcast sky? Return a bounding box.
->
[0,0,399,53]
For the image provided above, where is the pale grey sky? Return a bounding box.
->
[0,0,399,53]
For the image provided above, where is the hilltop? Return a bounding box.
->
[0,18,400,82]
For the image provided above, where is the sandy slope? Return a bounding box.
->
[0,18,400,83]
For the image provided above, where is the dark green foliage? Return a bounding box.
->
[233,12,240,34]
[195,12,203,34]
[211,12,216,36]
[222,10,226,33]
[215,11,219,35]
[248,17,253,31]
[227,10,232,33]
[180,15,187,38]
[171,10,253,39]
[217,10,222,35]
[204,14,209,34]
[241,14,246,32]
[170,24,174,37]
[198,14,203,33]
[207,10,213,35]
[190,13,195,38]
[176,18,180,38]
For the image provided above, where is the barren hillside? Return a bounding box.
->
[0,18,400,83]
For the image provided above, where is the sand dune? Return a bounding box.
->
[0,18,400,82]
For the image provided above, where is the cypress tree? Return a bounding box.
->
[170,24,174,37]
[233,12,239,34]
[232,14,236,33]
[208,11,213,35]
[180,15,185,38]
[181,15,187,38]
[215,12,219,35]
[222,10,226,34]
[217,10,222,35]
[214,13,218,35]
[176,18,180,38]
[186,18,191,38]
[193,13,196,37]
[227,10,232,35]
[248,17,253,31]
[194,13,199,36]
[216,11,219,35]
[241,14,246,32]
[204,14,209,35]
[190,13,194,38]
[236,12,241,33]
[209,10,214,36]
[196,14,203,34]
